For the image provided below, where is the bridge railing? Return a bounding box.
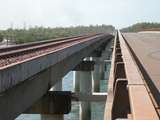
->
[104,31,159,120]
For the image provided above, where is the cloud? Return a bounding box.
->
[0,0,159,29]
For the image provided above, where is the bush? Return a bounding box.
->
[121,22,160,32]
[0,33,3,42]
[3,25,115,44]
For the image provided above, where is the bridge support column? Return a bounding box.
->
[80,71,92,120]
[74,61,95,120]
[92,57,105,80]
[99,63,105,80]
[73,71,80,92]
[101,49,112,80]
[92,64,101,92]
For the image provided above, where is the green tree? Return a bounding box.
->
[0,33,3,42]
[2,25,115,44]
[121,22,160,32]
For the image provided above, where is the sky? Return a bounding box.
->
[0,0,160,29]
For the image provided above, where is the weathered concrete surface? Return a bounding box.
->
[0,34,113,120]
[0,34,113,93]
[123,33,160,106]
[0,69,50,120]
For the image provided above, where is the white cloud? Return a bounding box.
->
[0,0,159,29]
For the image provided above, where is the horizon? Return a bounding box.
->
[0,22,159,31]
[0,0,160,30]
[0,24,115,30]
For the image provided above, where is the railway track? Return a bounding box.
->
[0,34,102,68]
[0,34,98,54]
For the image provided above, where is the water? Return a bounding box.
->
[16,63,110,120]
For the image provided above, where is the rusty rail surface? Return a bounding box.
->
[0,34,101,68]
[0,34,98,53]
[104,31,159,120]
[0,34,98,56]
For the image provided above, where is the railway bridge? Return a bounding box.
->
[0,31,160,120]
[0,33,113,120]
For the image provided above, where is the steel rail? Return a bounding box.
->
[0,34,103,68]
[0,34,97,58]
[0,34,100,54]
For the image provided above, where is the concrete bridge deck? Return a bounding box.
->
[104,31,160,120]
[123,33,160,106]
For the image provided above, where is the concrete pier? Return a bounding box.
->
[101,47,112,80]
[99,63,105,80]
[73,71,80,92]
[92,64,101,92]
[80,71,92,120]
[74,61,95,120]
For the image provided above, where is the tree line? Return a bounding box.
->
[121,22,160,32]
[0,25,115,44]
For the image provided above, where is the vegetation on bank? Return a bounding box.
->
[121,22,160,32]
[0,25,115,44]
[0,33,3,42]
